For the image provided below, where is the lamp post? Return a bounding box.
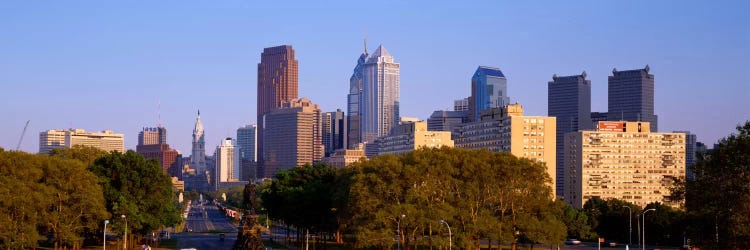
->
[642,209,656,250]
[439,220,452,250]
[121,215,127,250]
[622,206,632,247]
[397,214,405,250]
[103,220,109,250]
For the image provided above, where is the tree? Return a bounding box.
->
[345,147,565,249]
[0,149,108,249]
[682,121,750,249]
[49,144,107,165]
[555,200,596,241]
[88,150,181,236]
[260,162,339,244]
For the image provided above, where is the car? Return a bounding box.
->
[605,241,617,247]
[565,239,582,245]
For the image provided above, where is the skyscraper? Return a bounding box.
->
[548,72,592,197]
[262,98,323,178]
[191,110,207,174]
[257,45,299,177]
[214,138,240,190]
[347,41,368,148]
[469,66,509,122]
[607,65,658,131]
[237,124,257,181]
[137,126,181,177]
[138,127,167,145]
[361,44,400,143]
[323,109,347,156]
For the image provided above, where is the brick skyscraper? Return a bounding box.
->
[257,45,299,178]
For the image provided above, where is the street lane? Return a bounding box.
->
[177,201,239,250]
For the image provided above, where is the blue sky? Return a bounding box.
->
[1,1,748,153]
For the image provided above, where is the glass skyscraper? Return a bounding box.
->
[360,45,400,143]
[548,72,592,197]
[469,66,509,122]
[347,43,367,148]
[607,65,658,132]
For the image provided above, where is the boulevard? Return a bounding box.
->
[175,201,238,250]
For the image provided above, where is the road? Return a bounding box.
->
[184,202,238,233]
[176,201,239,250]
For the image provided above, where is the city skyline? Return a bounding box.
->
[2,1,748,154]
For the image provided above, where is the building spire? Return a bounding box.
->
[364,33,368,54]
[198,109,200,117]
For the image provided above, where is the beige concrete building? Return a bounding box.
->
[324,149,366,168]
[262,97,324,178]
[370,121,454,156]
[564,121,685,209]
[455,104,557,197]
[40,129,124,154]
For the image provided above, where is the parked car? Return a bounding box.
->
[565,239,582,245]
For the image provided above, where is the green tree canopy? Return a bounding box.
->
[0,149,108,249]
[345,147,565,249]
[88,150,181,235]
[683,121,750,249]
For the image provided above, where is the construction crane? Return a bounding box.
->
[16,120,29,151]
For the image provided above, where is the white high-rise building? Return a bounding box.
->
[361,44,400,143]
[215,138,240,188]
[39,129,124,154]
[191,110,207,174]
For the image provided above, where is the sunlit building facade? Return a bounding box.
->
[564,121,685,209]
[360,45,400,143]
[40,128,124,154]
[455,104,557,197]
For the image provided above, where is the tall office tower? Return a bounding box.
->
[361,45,400,143]
[257,45,299,177]
[675,131,697,180]
[136,127,181,177]
[455,104,557,197]
[607,65,658,131]
[548,72,592,197]
[564,121,685,208]
[454,97,469,111]
[347,41,368,149]
[426,110,468,136]
[215,138,240,190]
[191,110,207,174]
[40,129,125,154]
[237,124,257,181]
[323,109,347,156]
[469,66,509,122]
[262,98,323,178]
[138,127,167,145]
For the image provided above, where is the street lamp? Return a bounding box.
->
[121,215,127,250]
[642,208,656,250]
[622,206,632,247]
[103,220,109,250]
[396,214,405,250]
[439,219,452,250]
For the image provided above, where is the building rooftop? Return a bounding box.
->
[476,66,505,78]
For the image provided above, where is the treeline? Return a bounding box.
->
[0,145,181,249]
[258,121,750,249]
[262,147,564,249]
